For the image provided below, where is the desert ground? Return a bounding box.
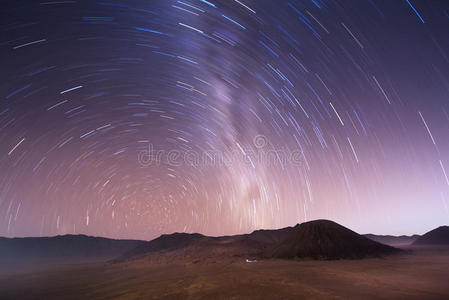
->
[1,246,448,299]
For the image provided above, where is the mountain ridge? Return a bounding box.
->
[115,219,400,262]
[364,233,420,246]
[0,234,146,267]
[9,220,449,268]
[413,226,449,245]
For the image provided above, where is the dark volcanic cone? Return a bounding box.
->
[268,220,400,260]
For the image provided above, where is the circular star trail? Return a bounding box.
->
[1,0,449,239]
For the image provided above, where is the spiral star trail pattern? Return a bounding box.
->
[1,0,448,239]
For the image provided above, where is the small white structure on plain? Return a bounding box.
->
[245,258,257,263]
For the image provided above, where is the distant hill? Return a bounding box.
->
[116,220,400,262]
[269,220,399,259]
[364,234,420,246]
[413,226,449,245]
[114,227,294,263]
[0,234,146,268]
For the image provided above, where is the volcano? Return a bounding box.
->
[269,220,400,259]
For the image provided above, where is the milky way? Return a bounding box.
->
[1,0,449,239]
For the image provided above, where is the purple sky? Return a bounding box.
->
[1,0,448,240]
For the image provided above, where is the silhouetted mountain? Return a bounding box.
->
[364,234,420,246]
[413,226,449,245]
[269,220,400,259]
[115,228,294,263]
[0,234,146,267]
[116,220,399,262]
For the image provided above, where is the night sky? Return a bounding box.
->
[1,0,449,240]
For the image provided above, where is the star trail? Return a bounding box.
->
[1,0,449,240]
